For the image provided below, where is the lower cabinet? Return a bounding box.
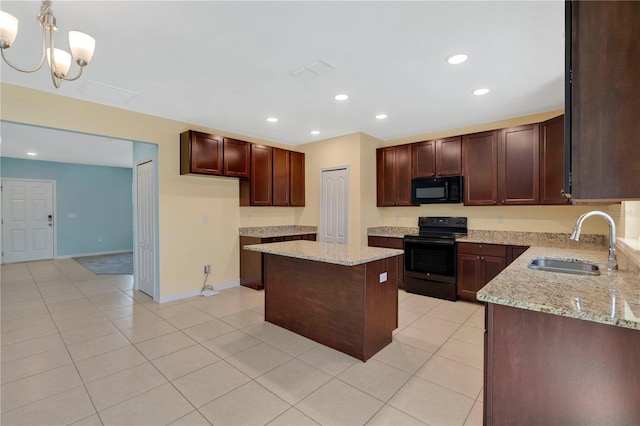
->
[240,234,317,290]
[457,243,529,301]
[368,236,404,290]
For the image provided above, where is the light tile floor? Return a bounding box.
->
[1,259,484,426]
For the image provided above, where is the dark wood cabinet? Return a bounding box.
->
[240,233,317,290]
[272,148,290,206]
[498,124,540,205]
[540,115,567,205]
[250,145,273,206]
[368,236,405,290]
[377,145,413,206]
[289,151,305,207]
[485,303,640,424]
[412,136,462,178]
[568,1,640,202]
[180,130,223,175]
[463,131,498,206]
[506,245,529,265]
[223,138,250,178]
[457,243,506,302]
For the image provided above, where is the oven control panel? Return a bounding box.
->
[419,216,467,228]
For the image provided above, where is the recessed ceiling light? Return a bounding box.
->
[266,117,278,123]
[334,94,349,101]
[310,130,320,135]
[447,54,468,65]
[26,152,37,156]
[473,88,490,96]
[376,114,388,120]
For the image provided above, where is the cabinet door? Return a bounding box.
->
[251,145,273,206]
[498,124,540,205]
[570,1,640,201]
[272,148,290,206]
[289,151,305,206]
[457,253,481,300]
[507,245,529,266]
[463,131,498,205]
[540,115,566,205]
[377,147,399,206]
[180,131,223,175]
[396,144,413,206]
[482,256,506,287]
[436,136,462,176]
[223,138,250,178]
[412,141,436,178]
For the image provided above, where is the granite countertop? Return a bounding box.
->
[239,225,317,238]
[244,240,403,266]
[477,246,640,331]
[367,227,418,238]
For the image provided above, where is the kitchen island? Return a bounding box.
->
[245,240,403,361]
[477,246,640,425]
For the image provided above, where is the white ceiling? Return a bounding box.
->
[0,1,564,166]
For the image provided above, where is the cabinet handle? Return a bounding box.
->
[478,245,482,249]
[481,256,485,260]
[502,200,506,204]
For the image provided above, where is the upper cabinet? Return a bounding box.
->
[180,130,249,178]
[568,1,640,201]
[540,115,566,205]
[377,145,413,206]
[223,138,250,178]
[240,146,305,207]
[412,136,462,178]
[498,124,540,205]
[463,131,498,206]
[180,131,223,175]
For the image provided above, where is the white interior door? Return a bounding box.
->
[320,167,349,244]
[2,179,55,263]
[135,160,155,297]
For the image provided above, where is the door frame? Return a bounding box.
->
[1,178,58,263]
[133,158,158,300]
[319,165,350,245]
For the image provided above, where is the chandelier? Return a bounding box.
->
[0,0,95,88]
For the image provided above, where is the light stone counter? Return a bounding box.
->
[244,240,403,266]
[239,225,317,238]
[477,246,640,330]
[367,226,418,238]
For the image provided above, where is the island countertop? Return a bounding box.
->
[244,240,403,266]
[477,246,640,331]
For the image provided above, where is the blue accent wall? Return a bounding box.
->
[1,157,133,256]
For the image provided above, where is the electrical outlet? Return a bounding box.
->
[204,264,211,274]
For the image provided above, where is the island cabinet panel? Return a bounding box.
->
[498,124,540,205]
[250,145,273,206]
[377,145,413,206]
[272,148,290,206]
[540,115,566,205]
[367,236,404,289]
[222,138,250,178]
[569,1,640,201]
[463,131,498,206]
[485,304,640,425]
[264,254,398,361]
[180,130,223,175]
[289,151,305,206]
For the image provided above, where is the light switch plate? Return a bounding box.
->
[379,272,388,283]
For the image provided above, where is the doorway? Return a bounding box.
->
[319,166,350,244]
[134,159,156,298]
[1,178,56,263]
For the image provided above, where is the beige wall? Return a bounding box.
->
[1,84,616,301]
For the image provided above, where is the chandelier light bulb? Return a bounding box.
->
[69,31,95,65]
[47,48,71,77]
[0,10,18,48]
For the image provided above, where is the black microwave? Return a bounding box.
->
[411,176,463,204]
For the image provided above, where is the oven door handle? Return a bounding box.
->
[404,237,456,246]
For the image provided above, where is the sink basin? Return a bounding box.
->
[527,258,601,276]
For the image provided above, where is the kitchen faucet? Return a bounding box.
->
[570,211,618,271]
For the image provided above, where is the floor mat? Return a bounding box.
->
[73,252,133,275]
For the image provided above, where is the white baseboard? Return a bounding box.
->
[58,250,133,259]
[157,280,240,304]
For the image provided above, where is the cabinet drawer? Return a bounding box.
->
[457,242,506,257]
[368,236,404,249]
[261,236,285,243]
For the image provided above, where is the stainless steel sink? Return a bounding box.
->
[527,258,601,276]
